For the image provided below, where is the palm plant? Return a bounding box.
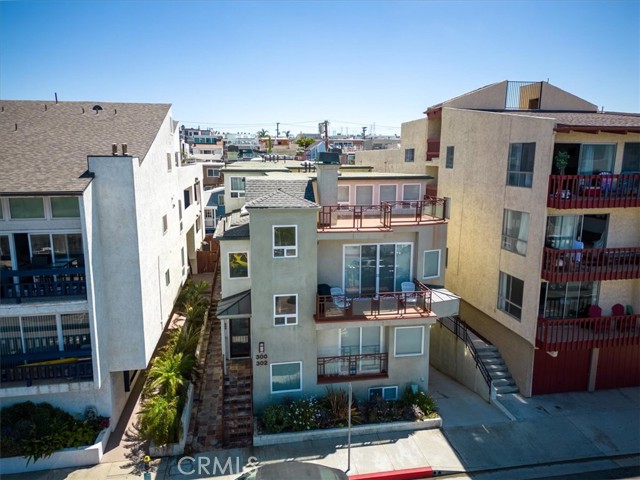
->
[138,395,180,446]
[166,325,201,356]
[144,352,195,398]
[257,129,268,137]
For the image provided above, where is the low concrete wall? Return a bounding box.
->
[254,417,441,447]
[149,382,195,457]
[429,322,492,402]
[0,427,111,474]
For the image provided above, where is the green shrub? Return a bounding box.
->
[138,395,180,446]
[0,402,108,464]
[320,387,360,427]
[401,386,438,419]
[261,403,291,433]
[287,397,322,432]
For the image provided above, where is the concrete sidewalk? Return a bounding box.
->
[3,372,639,480]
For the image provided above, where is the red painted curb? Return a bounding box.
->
[348,466,433,480]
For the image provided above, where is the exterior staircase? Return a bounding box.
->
[222,359,253,448]
[476,345,519,394]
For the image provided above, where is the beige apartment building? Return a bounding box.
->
[358,81,640,397]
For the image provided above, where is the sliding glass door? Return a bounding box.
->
[344,243,412,295]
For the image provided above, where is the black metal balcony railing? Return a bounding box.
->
[317,352,388,383]
[317,199,447,231]
[1,350,93,387]
[536,316,640,351]
[0,268,86,304]
[548,173,640,209]
[315,281,433,321]
[541,247,640,283]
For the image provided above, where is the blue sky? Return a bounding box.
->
[1,0,638,136]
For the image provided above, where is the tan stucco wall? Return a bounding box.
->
[459,300,535,397]
[439,108,556,345]
[354,118,428,174]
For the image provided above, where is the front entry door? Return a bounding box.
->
[229,318,250,358]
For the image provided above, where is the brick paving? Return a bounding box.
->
[187,267,225,453]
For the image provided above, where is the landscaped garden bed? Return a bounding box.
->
[0,401,110,474]
[254,386,441,446]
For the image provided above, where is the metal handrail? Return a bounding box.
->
[437,316,492,396]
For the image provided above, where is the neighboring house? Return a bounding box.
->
[220,161,292,213]
[374,80,640,396]
[0,100,205,428]
[202,162,225,190]
[181,126,222,145]
[192,144,224,162]
[214,153,458,413]
[204,186,225,234]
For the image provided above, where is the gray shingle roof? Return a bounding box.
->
[214,211,250,239]
[245,177,313,203]
[0,100,171,195]
[245,188,318,209]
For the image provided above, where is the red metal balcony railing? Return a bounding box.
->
[426,138,441,160]
[317,199,446,232]
[315,283,433,322]
[548,173,640,209]
[317,352,388,383]
[536,316,640,351]
[541,247,640,282]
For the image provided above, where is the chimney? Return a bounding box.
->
[122,143,128,155]
[112,144,118,155]
[315,152,341,207]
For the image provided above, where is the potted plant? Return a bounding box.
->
[554,151,570,175]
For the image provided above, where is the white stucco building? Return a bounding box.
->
[0,100,205,427]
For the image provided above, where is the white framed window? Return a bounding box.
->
[498,271,524,320]
[402,184,421,201]
[501,209,529,256]
[230,176,246,198]
[165,269,170,286]
[394,326,424,357]
[51,197,80,218]
[273,225,297,258]
[162,214,168,234]
[274,294,297,326]
[422,250,440,279]
[207,168,221,177]
[167,153,172,172]
[229,252,249,278]
[337,185,350,204]
[379,185,397,203]
[369,386,398,401]
[175,152,180,167]
[270,361,302,393]
[9,197,45,219]
[355,185,373,205]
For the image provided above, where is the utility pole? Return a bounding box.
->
[361,126,367,139]
[276,122,280,138]
[323,120,329,152]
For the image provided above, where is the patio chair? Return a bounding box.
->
[330,287,351,311]
[612,303,629,332]
[401,281,418,307]
[588,304,609,333]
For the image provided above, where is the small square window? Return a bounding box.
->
[167,153,172,172]
[165,269,170,286]
[404,148,415,162]
[274,294,297,326]
[270,362,302,393]
[273,226,297,258]
[230,176,246,198]
[162,214,168,234]
[9,197,45,219]
[395,326,424,357]
[423,250,440,279]
[507,143,535,187]
[498,271,524,320]
[501,209,529,256]
[51,197,80,218]
[229,252,248,278]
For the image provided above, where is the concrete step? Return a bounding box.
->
[495,384,520,394]
[488,370,511,379]
[482,357,505,366]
